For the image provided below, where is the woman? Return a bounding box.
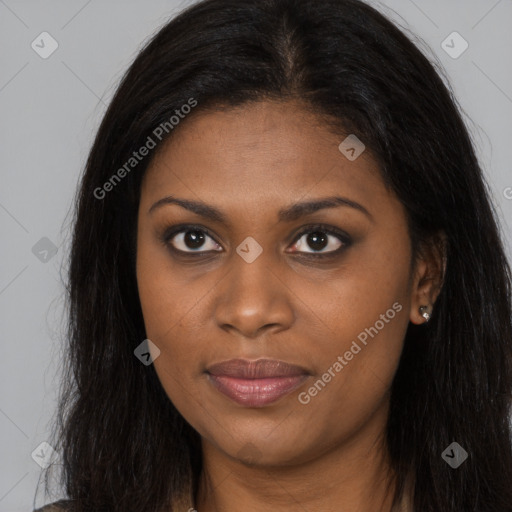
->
[34,0,512,510]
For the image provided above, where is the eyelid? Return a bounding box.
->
[160,223,352,256]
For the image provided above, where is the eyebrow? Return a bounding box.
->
[148,195,373,223]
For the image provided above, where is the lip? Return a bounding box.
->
[206,358,310,407]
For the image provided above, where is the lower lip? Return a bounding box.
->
[207,374,309,407]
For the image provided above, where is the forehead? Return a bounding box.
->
[140,100,395,222]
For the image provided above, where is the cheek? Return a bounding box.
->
[136,226,199,341]
[136,234,212,419]
[295,232,411,414]
[302,228,411,353]
[137,267,206,426]
[137,274,200,373]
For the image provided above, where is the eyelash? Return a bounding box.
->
[159,223,352,259]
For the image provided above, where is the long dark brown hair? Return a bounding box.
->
[34,0,512,510]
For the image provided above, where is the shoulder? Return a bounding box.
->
[34,499,74,512]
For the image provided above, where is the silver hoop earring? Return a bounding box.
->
[419,305,431,322]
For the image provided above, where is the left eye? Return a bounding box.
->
[288,229,345,254]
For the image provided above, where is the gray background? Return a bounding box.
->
[1,1,511,510]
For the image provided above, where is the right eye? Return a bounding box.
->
[161,225,223,255]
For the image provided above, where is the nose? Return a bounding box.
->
[213,250,295,339]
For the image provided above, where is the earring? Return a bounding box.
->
[419,305,431,322]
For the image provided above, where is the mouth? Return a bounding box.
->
[205,358,311,407]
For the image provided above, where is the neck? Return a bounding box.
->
[195,402,404,512]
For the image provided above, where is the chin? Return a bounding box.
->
[216,433,313,468]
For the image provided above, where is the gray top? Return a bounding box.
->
[34,500,73,512]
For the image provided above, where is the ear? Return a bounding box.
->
[409,231,447,325]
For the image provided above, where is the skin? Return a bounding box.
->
[136,99,444,512]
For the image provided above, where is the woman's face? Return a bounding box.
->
[136,99,429,467]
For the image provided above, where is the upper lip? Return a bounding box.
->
[206,358,310,379]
